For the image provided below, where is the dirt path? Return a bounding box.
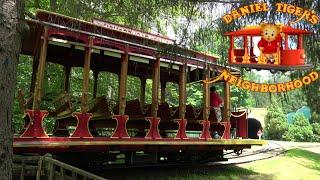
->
[269,140,320,154]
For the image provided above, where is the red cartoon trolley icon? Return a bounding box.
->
[225,23,313,72]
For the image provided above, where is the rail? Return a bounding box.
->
[15,154,106,180]
[39,154,107,180]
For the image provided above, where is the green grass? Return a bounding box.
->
[239,148,320,180]
[102,148,320,180]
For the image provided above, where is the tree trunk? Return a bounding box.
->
[34,0,39,8]
[50,0,57,11]
[0,1,24,179]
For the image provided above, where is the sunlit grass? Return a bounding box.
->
[240,148,320,180]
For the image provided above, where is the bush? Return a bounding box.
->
[312,122,320,137]
[308,113,320,142]
[264,101,288,140]
[310,112,320,124]
[283,114,314,142]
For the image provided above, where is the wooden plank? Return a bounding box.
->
[223,82,230,122]
[20,160,25,180]
[118,45,129,115]
[60,167,65,179]
[151,56,160,117]
[80,37,93,113]
[13,139,267,147]
[72,172,76,180]
[179,64,187,119]
[36,157,43,180]
[202,65,210,120]
[48,162,54,180]
[32,26,48,110]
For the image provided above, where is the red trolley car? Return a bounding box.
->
[14,10,265,165]
[226,25,313,71]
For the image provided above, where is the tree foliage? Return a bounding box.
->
[264,99,288,140]
[283,114,314,142]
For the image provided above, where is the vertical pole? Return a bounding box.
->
[250,36,253,56]
[118,45,129,115]
[160,81,166,104]
[229,36,234,47]
[32,26,48,110]
[223,82,230,122]
[202,64,210,120]
[29,57,39,94]
[140,77,146,107]
[298,34,303,49]
[80,37,93,113]
[93,71,99,98]
[151,56,160,117]
[285,34,289,49]
[63,66,71,92]
[242,36,249,63]
[243,36,248,48]
[179,64,187,119]
[229,36,235,63]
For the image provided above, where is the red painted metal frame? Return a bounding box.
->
[174,119,188,139]
[111,115,130,138]
[18,111,232,140]
[145,117,162,139]
[222,122,231,139]
[21,110,49,138]
[71,112,93,138]
[199,120,212,140]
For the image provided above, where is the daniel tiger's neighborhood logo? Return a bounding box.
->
[204,2,319,93]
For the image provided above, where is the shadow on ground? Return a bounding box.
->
[95,164,275,180]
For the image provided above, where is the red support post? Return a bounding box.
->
[298,34,303,49]
[111,115,130,138]
[222,122,231,139]
[71,112,93,138]
[145,117,161,139]
[174,119,188,139]
[21,110,49,138]
[199,120,212,140]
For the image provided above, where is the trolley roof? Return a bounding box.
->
[225,25,311,36]
[21,10,239,82]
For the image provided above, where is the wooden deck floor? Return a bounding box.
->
[14,137,266,153]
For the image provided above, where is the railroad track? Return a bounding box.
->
[93,142,284,171]
[211,142,286,165]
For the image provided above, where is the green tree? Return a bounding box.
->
[264,99,288,140]
[0,1,25,179]
[283,114,314,142]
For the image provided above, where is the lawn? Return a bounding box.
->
[102,148,320,180]
[237,148,320,180]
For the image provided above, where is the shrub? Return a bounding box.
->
[310,112,320,124]
[313,123,320,134]
[283,114,314,142]
[264,101,288,140]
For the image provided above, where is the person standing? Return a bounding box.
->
[210,86,223,122]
